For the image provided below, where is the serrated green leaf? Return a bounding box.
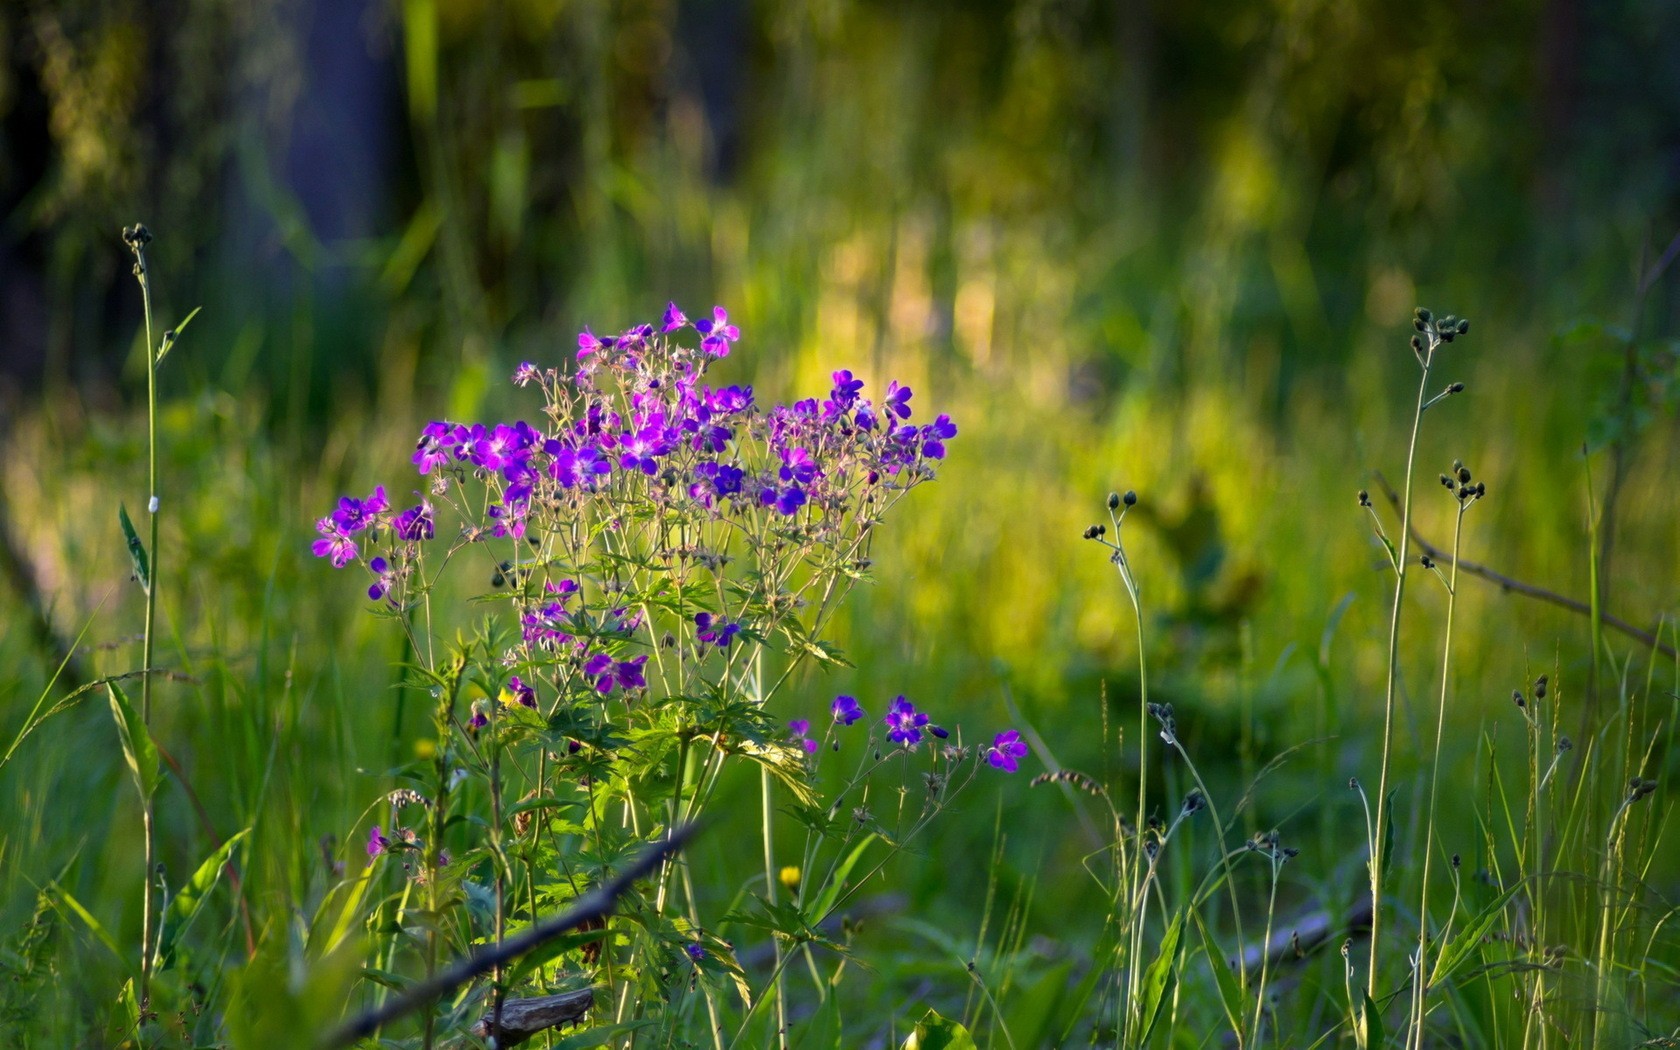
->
[901,1009,977,1050]
[1428,880,1525,988]
[156,828,249,969]
[1138,909,1184,1046]
[738,739,819,808]
[118,504,150,593]
[108,681,160,802]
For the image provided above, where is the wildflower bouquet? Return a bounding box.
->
[314,304,1018,1045]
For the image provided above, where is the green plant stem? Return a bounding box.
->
[1251,859,1281,1048]
[131,236,161,1022]
[1108,518,1149,1048]
[1369,348,1434,999]
[1410,502,1465,1050]
[761,765,788,1050]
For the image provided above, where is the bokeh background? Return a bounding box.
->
[2,0,1678,1035]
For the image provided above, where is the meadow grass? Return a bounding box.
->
[0,237,1675,1050]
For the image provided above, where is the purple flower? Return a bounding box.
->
[330,486,389,535]
[549,442,612,489]
[920,414,958,460]
[312,520,358,567]
[884,696,929,747]
[708,385,754,414]
[685,942,706,962]
[829,369,865,410]
[367,825,390,857]
[585,653,649,695]
[831,695,864,726]
[619,415,677,475]
[512,361,540,386]
[487,499,528,540]
[693,306,740,357]
[367,556,396,601]
[883,381,913,420]
[414,421,453,473]
[778,447,818,486]
[614,655,649,692]
[789,719,818,754]
[986,730,1029,773]
[662,302,689,332]
[577,326,607,358]
[689,461,746,507]
[395,501,434,541]
[761,484,807,516]
[695,612,741,649]
[504,675,537,709]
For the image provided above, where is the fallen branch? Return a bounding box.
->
[319,823,700,1049]
[1372,472,1675,661]
[473,988,595,1046]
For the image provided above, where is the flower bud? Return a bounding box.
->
[1123,490,1137,507]
[1108,492,1121,510]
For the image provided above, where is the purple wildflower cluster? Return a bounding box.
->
[314,304,956,622]
[796,694,1027,774]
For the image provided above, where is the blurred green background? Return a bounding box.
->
[1,0,1678,1036]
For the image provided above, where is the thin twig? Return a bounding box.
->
[319,824,700,1049]
[1371,473,1675,660]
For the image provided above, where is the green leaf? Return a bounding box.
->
[1138,909,1185,1046]
[1003,960,1072,1050]
[900,1009,977,1050]
[154,305,202,366]
[1357,990,1385,1050]
[738,739,820,808]
[1428,880,1525,988]
[805,833,876,925]
[118,504,150,594]
[1192,910,1244,1036]
[108,681,160,802]
[794,989,843,1050]
[155,828,249,969]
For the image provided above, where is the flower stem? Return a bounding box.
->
[128,231,161,1024]
[1409,501,1465,1048]
[1369,346,1434,1001]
